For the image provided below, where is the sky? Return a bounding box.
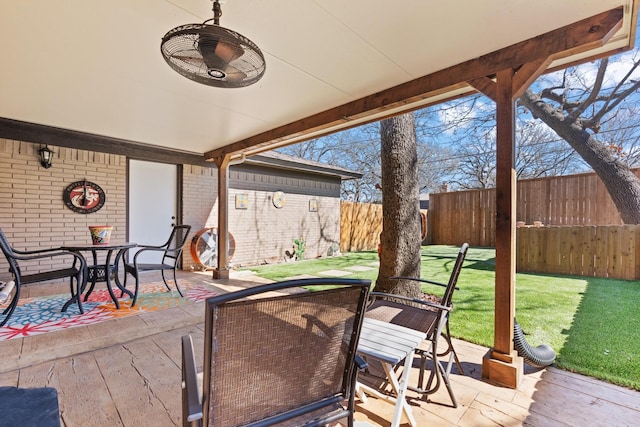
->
[280,21,640,199]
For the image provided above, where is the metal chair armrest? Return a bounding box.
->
[131,246,168,263]
[10,249,85,267]
[390,276,459,290]
[369,291,451,312]
[137,242,167,249]
[12,246,63,255]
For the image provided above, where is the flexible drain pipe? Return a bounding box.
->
[513,319,556,368]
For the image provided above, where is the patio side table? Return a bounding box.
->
[61,242,137,310]
[356,317,426,427]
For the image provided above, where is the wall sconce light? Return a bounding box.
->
[38,145,54,169]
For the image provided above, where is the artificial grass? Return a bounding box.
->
[240,245,640,390]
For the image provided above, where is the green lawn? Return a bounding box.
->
[240,245,640,391]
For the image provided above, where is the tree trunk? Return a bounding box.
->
[520,89,640,224]
[375,113,422,296]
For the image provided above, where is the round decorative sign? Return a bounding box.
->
[63,180,106,214]
[272,191,286,208]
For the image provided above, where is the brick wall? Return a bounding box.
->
[227,189,340,267]
[1,140,343,280]
[182,165,217,269]
[0,139,126,280]
[182,163,342,269]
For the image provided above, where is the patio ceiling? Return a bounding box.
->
[0,1,637,161]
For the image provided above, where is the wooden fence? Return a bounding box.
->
[428,188,496,247]
[340,201,640,278]
[516,225,640,280]
[340,201,383,252]
[340,202,429,252]
[427,168,640,247]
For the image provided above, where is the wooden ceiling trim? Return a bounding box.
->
[205,7,624,160]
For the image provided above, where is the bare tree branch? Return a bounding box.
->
[567,58,608,121]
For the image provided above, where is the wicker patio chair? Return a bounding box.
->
[122,224,191,306]
[181,278,371,427]
[364,242,469,408]
[0,228,87,327]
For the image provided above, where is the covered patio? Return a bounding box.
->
[2,1,640,424]
[2,272,639,426]
[2,3,638,383]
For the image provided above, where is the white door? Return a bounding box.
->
[128,160,177,263]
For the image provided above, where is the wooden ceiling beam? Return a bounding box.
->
[467,56,554,102]
[205,7,624,160]
[511,57,555,99]
[467,77,497,102]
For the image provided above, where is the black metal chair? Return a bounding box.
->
[0,228,86,327]
[122,224,191,307]
[364,242,469,407]
[181,278,371,427]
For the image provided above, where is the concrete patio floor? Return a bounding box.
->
[1,271,639,426]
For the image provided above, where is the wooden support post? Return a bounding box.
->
[212,154,231,280]
[481,68,523,388]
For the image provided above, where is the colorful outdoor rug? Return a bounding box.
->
[0,281,218,342]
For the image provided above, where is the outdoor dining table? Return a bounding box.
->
[356,317,427,427]
[61,242,137,310]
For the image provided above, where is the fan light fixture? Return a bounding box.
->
[160,0,265,88]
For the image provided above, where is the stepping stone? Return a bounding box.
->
[345,265,376,272]
[318,269,352,277]
[368,261,380,267]
[282,274,319,280]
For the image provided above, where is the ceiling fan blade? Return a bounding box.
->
[223,65,248,83]
[197,32,244,72]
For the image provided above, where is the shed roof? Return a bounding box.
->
[244,151,362,180]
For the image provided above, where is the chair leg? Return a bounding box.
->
[62,275,84,314]
[160,270,172,292]
[416,351,428,391]
[409,347,442,398]
[119,270,130,298]
[83,267,97,302]
[173,267,184,297]
[131,276,140,307]
[74,272,85,314]
[424,349,458,408]
[435,321,464,375]
[0,281,20,327]
[442,321,464,375]
[409,340,457,408]
[160,268,184,297]
[437,355,458,408]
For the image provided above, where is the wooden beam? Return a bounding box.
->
[467,77,497,102]
[212,154,231,280]
[494,68,517,355]
[205,7,623,160]
[494,70,516,354]
[481,67,524,388]
[0,117,212,167]
[512,57,554,99]
[468,56,554,102]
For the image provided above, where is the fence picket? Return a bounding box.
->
[341,168,640,279]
